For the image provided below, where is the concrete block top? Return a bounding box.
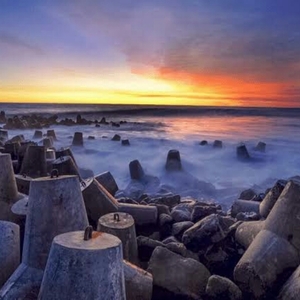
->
[98,212,135,229]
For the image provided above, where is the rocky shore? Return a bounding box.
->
[0,113,299,300]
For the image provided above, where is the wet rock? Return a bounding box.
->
[182,214,234,252]
[150,194,180,209]
[162,236,179,244]
[148,246,210,299]
[171,207,191,223]
[239,189,256,200]
[137,236,165,262]
[159,213,173,239]
[87,136,95,140]
[191,205,218,223]
[172,221,194,241]
[206,275,242,300]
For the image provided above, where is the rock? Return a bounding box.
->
[165,149,182,171]
[159,213,173,239]
[151,204,170,216]
[162,236,179,244]
[191,205,217,223]
[147,246,210,299]
[239,189,256,200]
[206,275,242,300]
[255,141,266,152]
[199,140,208,146]
[137,236,165,262]
[87,136,95,140]
[0,111,6,123]
[182,214,233,252]
[236,212,260,221]
[213,140,223,148]
[112,134,121,141]
[236,144,250,160]
[172,221,194,241]
[150,194,180,209]
[171,208,191,222]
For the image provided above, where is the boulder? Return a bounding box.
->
[191,205,217,223]
[147,246,210,299]
[172,221,194,240]
[206,275,242,300]
[171,208,191,222]
[239,189,256,200]
[199,140,208,146]
[137,236,165,262]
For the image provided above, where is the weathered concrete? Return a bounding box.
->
[82,179,118,228]
[234,230,300,299]
[98,212,138,264]
[124,260,153,300]
[259,180,286,218]
[55,147,78,167]
[129,159,145,180]
[38,231,125,300]
[19,145,47,178]
[15,174,32,195]
[236,144,250,160]
[255,141,266,152]
[72,131,83,146]
[52,155,81,179]
[165,149,182,171]
[95,171,119,196]
[0,153,28,222]
[22,175,89,269]
[118,203,158,225]
[45,149,55,160]
[42,137,53,149]
[213,140,223,148]
[147,246,210,299]
[32,130,43,140]
[0,263,43,300]
[0,129,8,142]
[231,199,260,217]
[0,221,20,288]
[46,129,57,141]
[264,181,300,251]
[278,265,300,300]
[235,220,264,249]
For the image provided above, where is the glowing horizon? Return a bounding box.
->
[1,1,300,108]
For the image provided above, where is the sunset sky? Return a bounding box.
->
[1,1,300,107]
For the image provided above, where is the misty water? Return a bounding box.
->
[2,104,300,209]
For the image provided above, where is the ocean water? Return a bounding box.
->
[1,103,300,208]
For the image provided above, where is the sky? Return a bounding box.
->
[1,0,300,107]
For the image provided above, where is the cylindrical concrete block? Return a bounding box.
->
[165,149,182,171]
[264,181,300,251]
[42,137,53,149]
[259,180,286,219]
[278,265,300,300]
[98,212,138,264]
[72,132,83,146]
[118,203,158,225]
[82,179,119,228]
[38,230,126,300]
[46,149,55,160]
[33,130,43,140]
[19,145,47,178]
[15,174,32,195]
[95,171,119,196]
[234,230,300,298]
[55,147,78,167]
[236,144,250,160]
[231,199,260,218]
[52,156,81,179]
[129,159,145,180]
[235,220,264,249]
[22,175,89,270]
[124,260,153,300]
[0,221,20,287]
[46,129,57,141]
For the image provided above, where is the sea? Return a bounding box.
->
[1,103,300,208]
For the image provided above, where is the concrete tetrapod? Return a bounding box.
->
[277,265,300,300]
[231,199,260,217]
[235,220,264,249]
[234,229,300,299]
[98,212,138,264]
[0,153,28,223]
[0,221,20,288]
[0,174,89,299]
[95,171,119,196]
[124,260,153,300]
[38,229,126,300]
